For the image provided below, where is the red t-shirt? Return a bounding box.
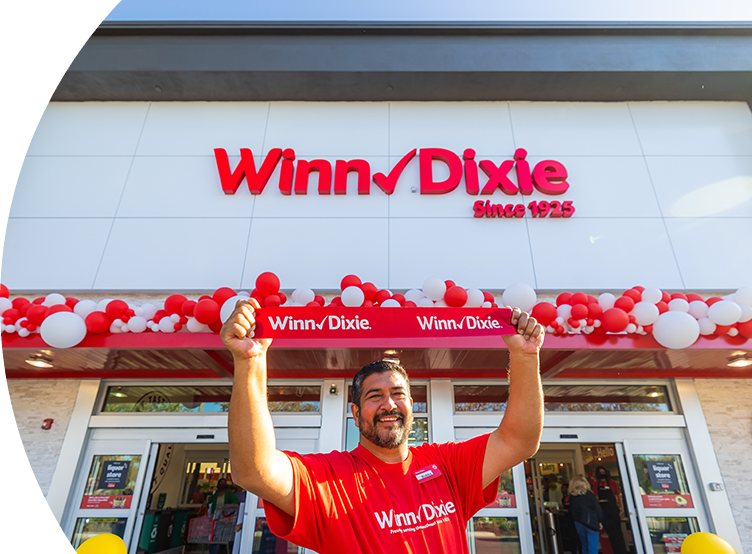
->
[264,433,499,554]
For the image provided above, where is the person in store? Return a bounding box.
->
[592,466,628,554]
[559,481,582,554]
[222,299,545,554]
[207,478,240,517]
[569,475,603,554]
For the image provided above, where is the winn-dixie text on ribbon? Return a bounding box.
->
[253,308,515,339]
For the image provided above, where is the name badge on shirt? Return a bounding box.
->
[414,464,443,484]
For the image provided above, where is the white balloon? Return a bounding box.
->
[466,288,485,308]
[653,311,700,349]
[18,328,30,338]
[422,277,446,302]
[557,304,572,320]
[668,298,689,312]
[97,298,114,312]
[128,316,147,333]
[121,324,130,333]
[0,297,12,315]
[434,299,448,307]
[417,298,435,307]
[43,292,66,307]
[482,301,493,308]
[501,284,537,312]
[141,303,158,321]
[593,320,601,328]
[186,317,207,333]
[729,327,739,337]
[73,299,97,319]
[688,300,709,319]
[220,296,245,323]
[134,307,144,316]
[296,288,315,305]
[698,317,716,335]
[380,299,401,307]
[626,323,637,333]
[291,289,301,303]
[159,317,176,333]
[342,286,365,307]
[40,312,87,348]
[735,285,752,307]
[723,294,736,302]
[6,325,16,334]
[405,289,426,303]
[555,316,565,326]
[109,322,121,333]
[598,293,616,310]
[641,287,663,304]
[739,304,752,323]
[238,290,251,298]
[632,302,660,325]
[170,313,181,323]
[708,300,742,326]
[113,319,124,327]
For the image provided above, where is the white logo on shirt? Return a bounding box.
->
[373,500,456,530]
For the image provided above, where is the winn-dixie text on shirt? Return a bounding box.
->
[215,147,574,219]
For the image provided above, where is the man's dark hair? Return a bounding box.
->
[351,360,410,407]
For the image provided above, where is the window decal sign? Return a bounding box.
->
[81,455,141,510]
[648,461,678,491]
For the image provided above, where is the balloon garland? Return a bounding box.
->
[1,277,750,350]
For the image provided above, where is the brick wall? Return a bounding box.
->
[0,379,79,554]
[695,379,752,551]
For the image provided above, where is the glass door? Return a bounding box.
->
[623,439,708,554]
[64,439,152,550]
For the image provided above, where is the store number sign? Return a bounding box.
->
[215,147,574,219]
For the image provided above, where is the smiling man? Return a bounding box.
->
[222,299,544,554]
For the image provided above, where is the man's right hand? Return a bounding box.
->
[220,298,272,360]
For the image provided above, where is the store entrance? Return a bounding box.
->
[526,443,640,554]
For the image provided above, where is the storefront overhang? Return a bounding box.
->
[4,333,750,380]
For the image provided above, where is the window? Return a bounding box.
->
[467,517,521,554]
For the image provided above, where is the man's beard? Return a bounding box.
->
[358,408,414,449]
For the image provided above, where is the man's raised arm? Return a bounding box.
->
[222,299,295,516]
[482,307,545,488]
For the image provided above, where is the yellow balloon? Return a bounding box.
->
[681,532,737,554]
[76,533,127,554]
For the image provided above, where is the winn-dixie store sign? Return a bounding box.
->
[215,147,574,219]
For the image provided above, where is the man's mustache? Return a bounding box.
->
[373,409,405,425]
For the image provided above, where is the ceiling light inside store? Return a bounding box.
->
[728,356,752,368]
[25,354,53,369]
[112,392,127,398]
[649,392,660,397]
[382,350,400,360]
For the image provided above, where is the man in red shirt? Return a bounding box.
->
[222,300,544,553]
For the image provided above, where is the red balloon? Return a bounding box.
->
[483,291,495,303]
[250,289,263,302]
[306,301,320,307]
[86,311,111,334]
[586,295,598,305]
[570,304,588,319]
[601,308,629,333]
[444,280,456,290]
[46,305,72,318]
[194,299,220,325]
[568,318,580,328]
[256,272,281,296]
[208,319,223,333]
[199,295,213,302]
[3,308,20,323]
[628,315,636,324]
[556,292,573,306]
[391,294,405,306]
[362,299,375,307]
[340,274,362,291]
[12,297,29,309]
[586,318,594,327]
[26,305,48,326]
[686,293,704,303]
[555,325,565,335]
[706,296,723,306]
[670,292,688,302]
[278,292,287,305]
[106,299,129,320]
[614,296,635,313]
[65,297,79,308]
[403,300,416,308]
[0,284,8,298]
[213,287,238,307]
[314,295,325,306]
[445,286,468,307]
[330,296,343,307]
[656,301,669,314]
[587,302,603,318]
[643,324,654,334]
[714,324,732,336]
[32,297,45,305]
[375,290,391,304]
[18,319,28,328]
[570,292,588,305]
[153,309,167,323]
[738,320,752,339]
[264,294,281,308]
[20,302,32,316]
[532,302,558,327]
[181,300,197,317]
[633,286,645,293]
[623,289,641,302]
[165,294,188,316]
[361,282,378,301]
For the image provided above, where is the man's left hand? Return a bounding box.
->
[502,307,544,355]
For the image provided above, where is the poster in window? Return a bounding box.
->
[81,455,141,509]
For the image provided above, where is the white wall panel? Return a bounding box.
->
[27,103,149,156]
[666,218,752,290]
[647,156,752,218]
[388,217,535,289]
[630,102,752,156]
[93,218,251,290]
[1,219,112,290]
[389,102,515,156]
[117,156,255,218]
[263,102,389,157]
[11,157,132,218]
[251,157,390,218]
[510,102,643,156]
[136,102,270,156]
[242,218,389,290]
[529,217,685,290]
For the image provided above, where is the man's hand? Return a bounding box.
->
[220,298,272,360]
[502,306,544,355]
